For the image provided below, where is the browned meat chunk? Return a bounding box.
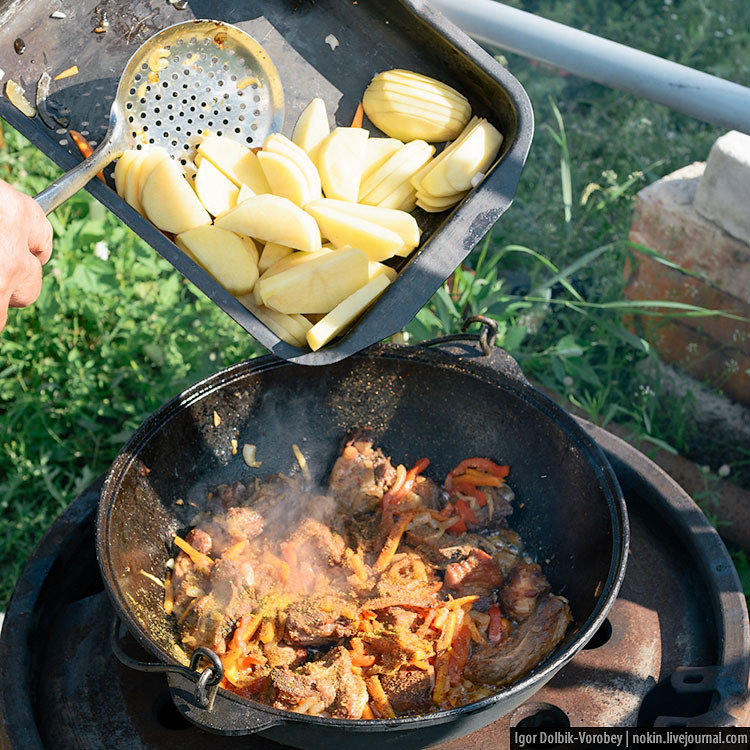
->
[284,596,356,646]
[465,595,572,686]
[225,507,264,542]
[271,647,368,718]
[411,476,445,510]
[263,641,306,669]
[288,518,346,566]
[328,430,397,513]
[444,548,504,596]
[382,606,420,632]
[208,481,251,514]
[500,562,551,622]
[405,531,497,570]
[380,668,433,714]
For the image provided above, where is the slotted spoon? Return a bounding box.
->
[35,19,284,214]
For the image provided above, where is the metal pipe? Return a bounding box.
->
[430,0,750,134]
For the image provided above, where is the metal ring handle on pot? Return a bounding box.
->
[109,617,223,710]
[420,315,531,385]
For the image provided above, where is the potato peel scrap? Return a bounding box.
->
[5,79,36,117]
[54,65,79,81]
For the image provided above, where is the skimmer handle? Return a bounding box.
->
[35,128,122,215]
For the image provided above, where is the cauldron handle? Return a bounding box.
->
[420,315,531,386]
[110,617,286,735]
[109,617,222,710]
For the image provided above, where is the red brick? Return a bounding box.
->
[629,163,750,303]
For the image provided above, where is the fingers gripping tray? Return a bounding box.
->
[0,0,533,364]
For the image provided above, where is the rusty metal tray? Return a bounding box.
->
[0,0,533,364]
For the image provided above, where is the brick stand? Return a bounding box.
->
[626,132,750,406]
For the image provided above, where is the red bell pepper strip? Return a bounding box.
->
[446,518,466,536]
[453,498,477,525]
[446,458,509,490]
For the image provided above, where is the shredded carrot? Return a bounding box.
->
[417,608,437,638]
[68,130,105,182]
[258,618,276,644]
[345,548,369,582]
[230,613,263,650]
[445,595,479,610]
[366,675,395,718]
[351,101,364,128]
[173,535,213,569]
[222,539,248,560]
[262,551,290,582]
[437,609,457,652]
[375,512,413,571]
[361,703,376,720]
[176,598,196,626]
[163,569,174,615]
[350,638,376,667]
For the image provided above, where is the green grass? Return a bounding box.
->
[2,0,750,608]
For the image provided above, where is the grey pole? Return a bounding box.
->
[430,0,750,134]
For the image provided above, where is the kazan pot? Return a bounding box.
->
[97,321,628,749]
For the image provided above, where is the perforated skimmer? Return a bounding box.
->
[35,20,284,214]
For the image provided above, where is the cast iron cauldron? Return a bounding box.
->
[97,324,628,748]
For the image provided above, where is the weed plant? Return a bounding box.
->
[1,0,749,605]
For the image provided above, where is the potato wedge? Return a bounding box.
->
[114,150,138,198]
[236,296,305,347]
[123,151,147,214]
[358,140,434,205]
[292,97,330,163]
[176,225,258,295]
[422,119,503,196]
[198,135,271,194]
[368,261,398,283]
[194,156,239,217]
[360,137,404,182]
[259,248,333,280]
[304,202,405,262]
[306,199,420,249]
[264,133,322,201]
[257,150,312,207]
[306,274,391,351]
[258,242,294,274]
[236,184,255,204]
[377,180,417,212]
[141,156,211,233]
[317,127,368,202]
[257,247,369,314]
[215,194,322,252]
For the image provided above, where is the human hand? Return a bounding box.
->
[0,179,53,332]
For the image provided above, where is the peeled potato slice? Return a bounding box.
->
[292,97,330,163]
[358,140,434,205]
[306,274,391,351]
[114,150,138,198]
[368,261,398,283]
[257,247,370,314]
[259,248,333,281]
[307,199,420,249]
[360,138,404,183]
[141,156,211,233]
[176,226,258,295]
[236,297,305,347]
[363,69,471,142]
[258,242,294,274]
[257,150,312,207]
[194,157,239,217]
[316,127,368,202]
[304,202,405,262]
[198,135,271,194]
[215,194,322,253]
[264,133,322,201]
[422,119,503,196]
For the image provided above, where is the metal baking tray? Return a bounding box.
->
[0,0,533,364]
